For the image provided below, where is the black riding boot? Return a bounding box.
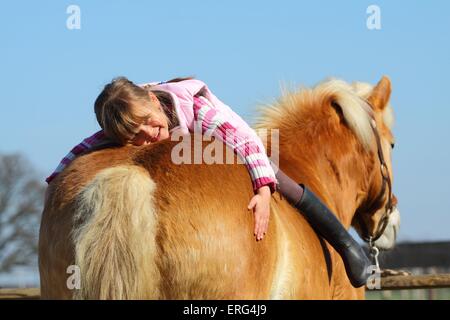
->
[274,167,371,288]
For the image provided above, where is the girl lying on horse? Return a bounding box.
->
[46,76,370,287]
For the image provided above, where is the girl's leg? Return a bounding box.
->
[271,163,371,288]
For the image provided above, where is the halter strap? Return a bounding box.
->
[359,103,394,242]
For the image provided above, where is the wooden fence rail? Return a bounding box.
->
[2,274,450,299]
[0,288,40,300]
[375,273,450,291]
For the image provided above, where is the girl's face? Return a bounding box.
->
[129,93,170,146]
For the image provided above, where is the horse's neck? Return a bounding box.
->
[279,153,363,229]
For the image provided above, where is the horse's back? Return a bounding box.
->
[136,141,281,298]
[40,140,336,299]
[140,141,335,299]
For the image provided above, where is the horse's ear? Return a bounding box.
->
[367,76,391,111]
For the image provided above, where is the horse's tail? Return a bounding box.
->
[72,165,160,299]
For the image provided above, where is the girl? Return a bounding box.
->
[46,76,371,287]
[47,77,276,242]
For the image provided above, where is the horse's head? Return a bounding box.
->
[350,76,400,250]
[255,76,400,250]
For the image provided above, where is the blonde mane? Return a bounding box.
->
[254,78,394,151]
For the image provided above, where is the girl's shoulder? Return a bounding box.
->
[156,78,209,99]
[139,77,209,95]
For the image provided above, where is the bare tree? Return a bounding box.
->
[0,153,45,272]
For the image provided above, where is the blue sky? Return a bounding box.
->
[1,1,449,241]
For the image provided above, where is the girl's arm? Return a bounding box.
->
[45,130,106,183]
[193,95,278,193]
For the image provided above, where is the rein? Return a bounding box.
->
[358,102,394,243]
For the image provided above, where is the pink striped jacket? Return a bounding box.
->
[46,79,278,193]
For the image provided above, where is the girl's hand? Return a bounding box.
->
[247,185,271,241]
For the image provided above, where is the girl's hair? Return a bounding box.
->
[94,76,193,145]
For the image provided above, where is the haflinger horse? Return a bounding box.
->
[39,76,400,300]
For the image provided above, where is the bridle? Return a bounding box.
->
[357,101,394,243]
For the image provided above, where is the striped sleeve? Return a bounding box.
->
[45,130,106,184]
[193,96,277,193]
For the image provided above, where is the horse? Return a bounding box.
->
[39,76,400,299]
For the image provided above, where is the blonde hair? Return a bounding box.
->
[94,77,155,145]
[94,76,192,145]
